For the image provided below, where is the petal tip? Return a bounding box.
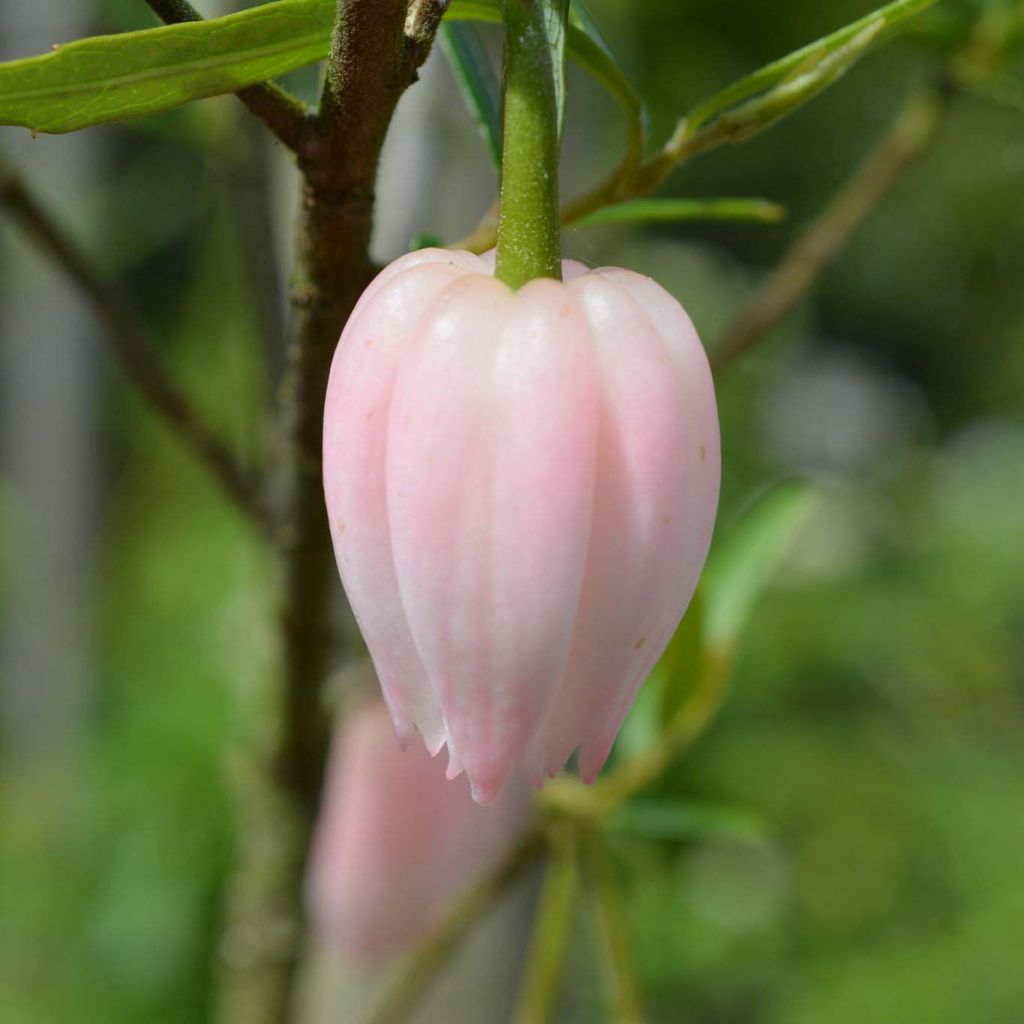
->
[578,737,615,785]
[468,769,506,806]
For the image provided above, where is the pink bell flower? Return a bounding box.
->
[306,699,530,963]
[323,248,720,803]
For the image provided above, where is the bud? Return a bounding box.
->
[323,249,720,803]
[306,699,530,963]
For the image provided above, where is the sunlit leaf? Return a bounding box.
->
[0,0,327,134]
[686,0,940,133]
[0,0,645,143]
[438,21,502,166]
[703,481,820,652]
[574,197,786,227]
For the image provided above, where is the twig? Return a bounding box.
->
[512,829,578,1024]
[143,0,316,155]
[0,158,268,531]
[214,4,446,1022]
[582,835,646,1024]
[712,89,942,370]
[369,832,545,1024]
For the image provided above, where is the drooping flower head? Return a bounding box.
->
[323,249,719,803]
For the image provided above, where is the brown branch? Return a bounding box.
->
[214,3,446,1022]
[0,158,268,532]
[712,89,942,371]
[143,0,317,155]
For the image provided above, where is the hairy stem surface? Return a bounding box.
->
[494,0,565,288]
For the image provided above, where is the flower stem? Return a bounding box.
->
[583,834,647,1024]
[494,0,564,288]
[513,828,578,1024]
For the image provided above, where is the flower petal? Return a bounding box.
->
[323,253,480,753]
[386,275,599,802]
[541,271,721,781]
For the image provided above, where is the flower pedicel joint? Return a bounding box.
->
[323,248,720,804]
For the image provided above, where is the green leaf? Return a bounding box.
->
[447,0,646,162]
[574,197,786,227]
[687,0,939,133]
[698,20,886,147]
[703,481,820,652]
[438,22,502,166]
[541,0,571,142]
[0,0,646,142]
[657,589,705,727]
[607,799,768,845]
[410,232,445,250]
[0,0,328,134]
[568,0,647,168]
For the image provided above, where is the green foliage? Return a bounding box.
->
[568,0,648,167]
[0,0,937,192]
[575,197,787,227]
[703,481,820,652]
[3,0,1024,1021]
[438,22,502,167]
[448,0,646,165]
[0,0,329,134]
[686,0,940,134]
[543,0,572,141]
[656,590,705,727]
[646,481,818,735]
[607,800,768,846]
[1,188,271,1021]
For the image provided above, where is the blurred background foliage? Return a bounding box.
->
[1,0,1022,1021]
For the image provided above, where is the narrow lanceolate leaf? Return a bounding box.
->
[574,197,786,228]
[0,0,643,140]
[438,21,502,166]
[687,0,940,132]
[541,0,571,141]
[447,0,646,160]
[657,588,705,727]
[0,0,330,134]
[622,483,816,755]
[703,481,820,652]
[699,20,886,147]
[569,0,647,168]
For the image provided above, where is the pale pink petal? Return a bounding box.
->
[386,275,599,803]
[561,258,592,281]
[324,253,479,752]
[541,271,721,781]
[307,700,531,964]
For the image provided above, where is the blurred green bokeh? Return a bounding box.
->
[2,1,1022,1021]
